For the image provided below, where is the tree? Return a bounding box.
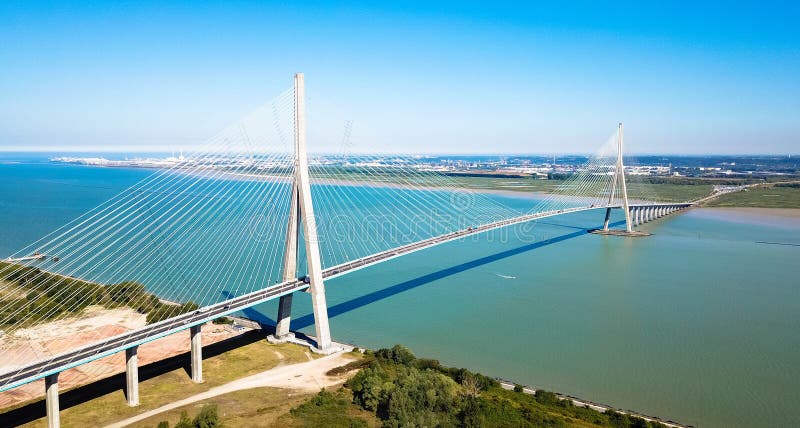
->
[461,373,483,397]
[157,422,169,428]
[193,404,221,428]
[174,411,192,428]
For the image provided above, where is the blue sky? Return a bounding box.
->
[1,1,798,154]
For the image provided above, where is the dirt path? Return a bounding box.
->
[105,351,356,428]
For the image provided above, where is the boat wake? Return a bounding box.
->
[494,273,516,279]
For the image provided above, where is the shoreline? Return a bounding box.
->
[495,379,690,428]
[267,326,691,428]
[702,206,800,219]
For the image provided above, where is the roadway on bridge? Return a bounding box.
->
[0,202,690,392]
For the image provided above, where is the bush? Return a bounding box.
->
[174,411,192,428]
[535,389,560,405]
[193,404,221,428]
[412,358,441,371]
[374,344,416,365]
[290,389,368,427]
[514,384,524,393]
[162,405,221,428]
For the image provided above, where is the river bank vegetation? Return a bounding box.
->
[0,260,197,329]
[308,167,800,204]
[285,345,673,428]
[705,182,800,209]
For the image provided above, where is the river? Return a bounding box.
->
[0,155,798,427]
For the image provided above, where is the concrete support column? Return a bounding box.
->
[602,207,612,230]
[190,325,203,383]
[275,293,293,338]
[125,346,139,406]
[45,373,59,428]
[632,208,639,226]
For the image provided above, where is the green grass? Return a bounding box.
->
[132,387,315,428]
[705,185,800,208]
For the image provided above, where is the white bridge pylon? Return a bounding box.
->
[272,73,332,352]
[601,122,633,233]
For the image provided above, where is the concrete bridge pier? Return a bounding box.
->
[274,293,294,339]
[190,325,203,383]
[45,372,59,428]
[602,207,613,230]
[125,346,139,406]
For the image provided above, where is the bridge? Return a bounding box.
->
[0,74,702,427]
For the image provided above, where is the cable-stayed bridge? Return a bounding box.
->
[0,74,699,427]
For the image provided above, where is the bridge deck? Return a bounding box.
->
[0,202,691,392]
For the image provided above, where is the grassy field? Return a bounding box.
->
[134,387,381,428]
[705,185,800,208]
[2,332,314,428]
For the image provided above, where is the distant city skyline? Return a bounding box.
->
[1,1,798,154]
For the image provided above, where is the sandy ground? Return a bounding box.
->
[0,307,244,408]
[707,206,800,219]
[105,351,357,428]
[694,207,800,230]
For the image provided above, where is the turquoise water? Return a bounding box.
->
[1,157,799,427]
